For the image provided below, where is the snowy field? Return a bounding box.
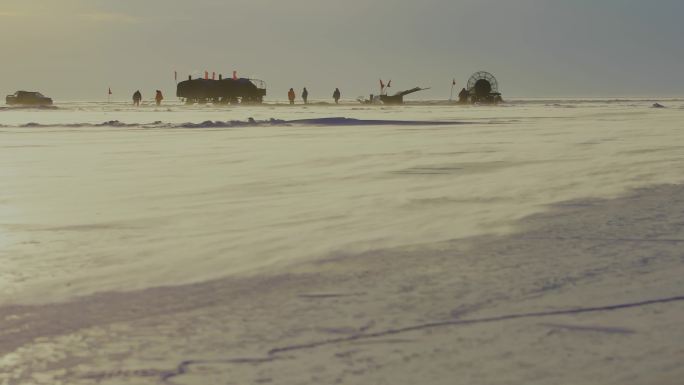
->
[0,99,683,384]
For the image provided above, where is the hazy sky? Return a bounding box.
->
[1,0,682,100]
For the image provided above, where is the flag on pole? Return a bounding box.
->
[452,79,456,86]
[108,87,112,95]
[174,71,177,82]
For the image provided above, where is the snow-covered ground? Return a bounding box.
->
[0,99,683,384]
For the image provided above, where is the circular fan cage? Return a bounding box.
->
[467,71,499,98]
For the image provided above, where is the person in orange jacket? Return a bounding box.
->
[155,90,164,106]
[288,88,296,105]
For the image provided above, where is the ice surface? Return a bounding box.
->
[1,99,683,303]
[0,99,683,384]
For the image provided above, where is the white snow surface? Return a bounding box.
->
[0,99,683,385]
[1,99,683,303]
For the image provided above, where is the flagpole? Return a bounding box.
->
[175,71,179,101]
[449,79,455,102]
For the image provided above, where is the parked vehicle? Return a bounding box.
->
[177,75,267,104]
[464,71,503,104]
[6,91,53,106]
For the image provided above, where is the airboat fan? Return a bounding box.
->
[467,71,498,96]
[463,71,503,104]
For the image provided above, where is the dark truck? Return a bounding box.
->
[176,76,267,104]
[6,91,53,106]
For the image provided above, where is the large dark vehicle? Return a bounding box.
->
[177,76,267,104]
[6,91,53,106]
[464,71,503,104]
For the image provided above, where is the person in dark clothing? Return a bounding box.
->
[302,88,309,104]
[458,88,469,104]
[133,90,142,106]
[288,88,296,105]
[333,88,341,104]
[155,90,163,106]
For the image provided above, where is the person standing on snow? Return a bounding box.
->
[132,90,142,106]
[458,88,469,104]
[333,88,341,104]
[302,88,309,104]
[155,90,164,106]
[288,88,296,105]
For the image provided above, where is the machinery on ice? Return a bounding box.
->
[176,74,267,104]
[379,87,430,105]
[358,84,430,105]
[459,71,503,104]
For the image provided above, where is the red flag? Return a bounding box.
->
[108,87,112,95]
[387,80,391,88]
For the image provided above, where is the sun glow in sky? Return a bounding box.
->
[1,0,682,100]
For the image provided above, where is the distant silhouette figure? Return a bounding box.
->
[458,88,469,104]
[302,88,309,104]
[333,88,341,104]
[288,88,295,105]
[133,90,142,106]
[155,90,164,106]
